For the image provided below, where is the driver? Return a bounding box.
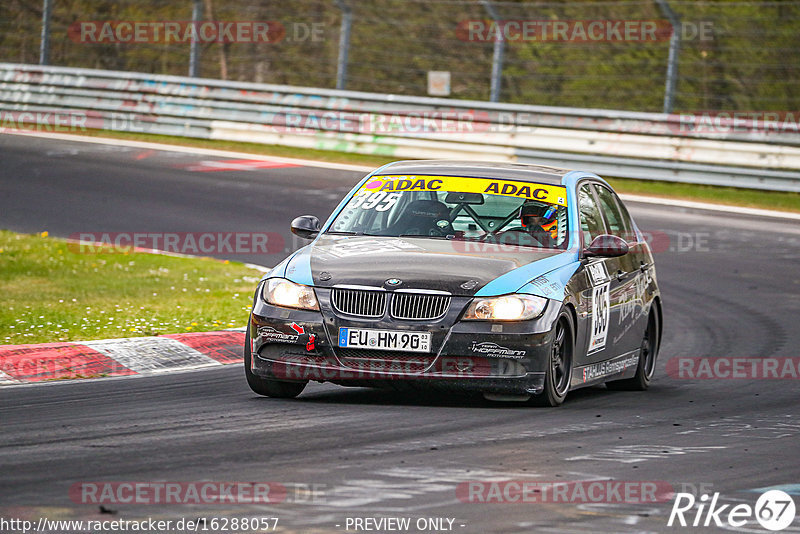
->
[519,201,558,247]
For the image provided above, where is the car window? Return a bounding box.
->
[613,194,637,242]
[578,184,606,245]
[328,175,570,249]
[594,185,630,238]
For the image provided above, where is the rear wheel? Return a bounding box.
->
[607,309,659,391]
[244,323,307,398]
[531,309,574,407]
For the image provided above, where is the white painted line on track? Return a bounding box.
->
[5,130,799,220]
[3,130,374,172]
[620,193,800,220]
[83,336,222,374]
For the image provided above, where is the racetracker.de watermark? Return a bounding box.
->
[456,19,713,43]
[269,355,508,381]
[24,109,791,138]
[69,482,286,504]
[107,110,496,135]
[0,111,88,133]
[456,480,674,503]
[68,232,284,255]
[447,230,708,255]
[666,357,800,380]
[669,111,800,135]
[69,21,326,44]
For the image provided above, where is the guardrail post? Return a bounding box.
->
[656,0,681,114]
[334,0,353,90]
[39,0,53,65]
[481,0,505,103]
[189,0,202,77]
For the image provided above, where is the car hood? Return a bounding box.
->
[281,234,570,297]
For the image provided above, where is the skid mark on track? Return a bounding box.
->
[566,445,726,464]
[659,278,788,358]
[274,466,533,510]
[676,414,800,440]
[657,281,730,358]
[359,421,621,454]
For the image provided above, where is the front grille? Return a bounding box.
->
[335,347,435,373]
[330,288,451,320]
[390,292,451,320]
[331,288,387,317]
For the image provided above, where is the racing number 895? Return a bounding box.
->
[350,191,401,212]
[594,284,609,335]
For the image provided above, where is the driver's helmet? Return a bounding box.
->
[520,201,556,228]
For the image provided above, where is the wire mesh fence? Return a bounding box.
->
[0,0,798,113]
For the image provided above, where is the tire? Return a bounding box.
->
[244,322,307,398]
[606,309,660,391]
[530,309,574,407]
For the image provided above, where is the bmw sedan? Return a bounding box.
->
[245,160,662,406]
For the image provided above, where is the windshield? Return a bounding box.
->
[328,175,569,249]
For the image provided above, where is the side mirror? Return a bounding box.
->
[583,234,629,258]
[290,215,321,239]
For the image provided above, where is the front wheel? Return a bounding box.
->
[606,309,659,391]
[530,309,574,407]
[244,323,307,398]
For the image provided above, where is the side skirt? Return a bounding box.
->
[570,349,640,390]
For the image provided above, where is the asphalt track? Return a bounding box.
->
[1,133,799,533]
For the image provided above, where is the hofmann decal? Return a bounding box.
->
[469,341,526,359]
[257,326,299,344]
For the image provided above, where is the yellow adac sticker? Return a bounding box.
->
[361,175,568,206]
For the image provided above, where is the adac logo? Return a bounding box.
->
[385,278,402,287]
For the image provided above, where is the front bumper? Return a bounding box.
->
[249,290,559,396]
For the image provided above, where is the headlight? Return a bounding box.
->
[463,294,547,321]
[262,278,319,311]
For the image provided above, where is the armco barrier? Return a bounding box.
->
[2,63,799,192]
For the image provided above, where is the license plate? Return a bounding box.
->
[338,328,431,353]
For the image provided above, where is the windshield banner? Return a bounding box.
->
[362,175,568,206]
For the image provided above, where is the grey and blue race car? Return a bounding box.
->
[245,161,662,406]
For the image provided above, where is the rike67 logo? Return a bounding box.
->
[669,490,796,531]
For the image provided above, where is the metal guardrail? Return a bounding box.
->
[2,63,799,192]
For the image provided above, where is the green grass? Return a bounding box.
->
[0,230,262,345]
[72,129,800,214]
